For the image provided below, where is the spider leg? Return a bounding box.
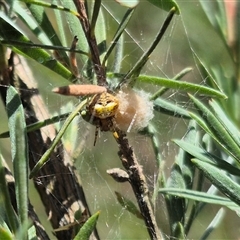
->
[111,117,119,140]
[93,124,99,146]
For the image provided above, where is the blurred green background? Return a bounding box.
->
[0,0,239,239]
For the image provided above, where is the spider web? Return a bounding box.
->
[0,1,236,239]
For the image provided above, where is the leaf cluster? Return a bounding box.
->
[0,0,240,240]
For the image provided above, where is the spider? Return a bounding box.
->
[53,85,120,145]
[86,91,119,145]
[52,6,177,145]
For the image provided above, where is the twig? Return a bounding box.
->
[73,0,107,87]
[70,36,80,78]
[119,7,176,87]
[115,131,164,240]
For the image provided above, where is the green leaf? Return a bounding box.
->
[6,87,28,233]
[15,220,32,240]
[0,225,13,240]
[165,122,201,236]
[92,2,107,63]
[54,103,80,158]
[73,211,100,240]
[115,0,139,8]
[154,98,190,119]
[0,113,70,139]
[102,8,135,67]
[121,8,176,86]
[188,111,226,154]
[24,2,66,53]
[189,94,240,162]
[209,99,240,147]
[173,222,185,240]
[150,67,193,100]
[236,2,240,78]
[12,1,52,46]
[208,65,237,120]
[29,99,87,178]
[0,13,73,80]
[174,120,198,188]
[52,0,68,48]
[0,154,18,233]
[147,0,180,14]
[27,225,38,240]
[115,192,142,219]
[159,188,240,212]
[19,0,80,17]
[192,158,240,206]
[174,139,240,176]
[193,52,225,94]
[166,163,186,229]
[200,208,225,240]
[138,75,227,99]
[59,0,89,64]
[199,0,227,43]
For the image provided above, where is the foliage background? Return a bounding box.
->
[0,0,239,239]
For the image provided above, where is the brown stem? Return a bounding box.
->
[70,36,80,79]
[73,0,107,87]
[115,131,164,240]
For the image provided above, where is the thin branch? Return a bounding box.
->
[70,36,80,78]
[115,131,164,240]
[119,7,176,88]
[73,0,107,86]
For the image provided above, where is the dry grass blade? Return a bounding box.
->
[52,84,107,96]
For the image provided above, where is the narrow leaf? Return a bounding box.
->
[115,192,142,219]
[0,226,13,240]
[25,0,82,68]
[147,0,180,14]
[20,0,80,17]
[120,8,176,86]
[138,75,227,99]
[29,99,87,178]
[200,208,225,240]
[73,211,100,240]
[159,188,240,212]
[6,87,28,233]
[192,158,240,206]
[0,13,73,80]
[154,98,190,119]
[189,94,240,162]
[0,113,70,139]
[188,111,235,159]
[166,164,186,228]
[115,0,139,8]
[13,1,52,46]
[102,8,135,67]
[209,99,240,147]
[60,0,89,64]
[91,1,106,64]
[0,154,18,233]
[174,139,240,176]
[150,67,193,100]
